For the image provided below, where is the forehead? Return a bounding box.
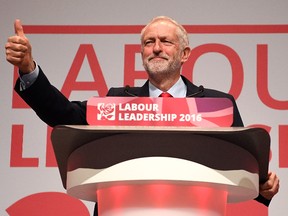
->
[142,20,178,40]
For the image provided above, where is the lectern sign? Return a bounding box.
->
[87,97,233,127]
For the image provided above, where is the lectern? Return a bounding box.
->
[51,125,270,216]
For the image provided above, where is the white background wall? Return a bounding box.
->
[1,0,287,215]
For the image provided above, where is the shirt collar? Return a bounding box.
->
[149,76,187,97]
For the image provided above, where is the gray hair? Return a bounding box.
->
[140,16,189,50]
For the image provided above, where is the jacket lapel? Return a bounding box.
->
[181,76,204,97]
[138,80,150,97]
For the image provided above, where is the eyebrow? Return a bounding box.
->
[143,35,175,42]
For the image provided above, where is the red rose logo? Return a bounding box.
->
[98,103,116,120]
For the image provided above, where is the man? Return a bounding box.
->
[6,16,279,215]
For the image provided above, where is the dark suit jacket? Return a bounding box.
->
[15,66,243,127]
[15,66,270,212]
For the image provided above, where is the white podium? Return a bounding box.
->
[51,126,270,216]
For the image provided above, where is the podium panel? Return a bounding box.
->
[97,183,228,216]
[51,125,270,215]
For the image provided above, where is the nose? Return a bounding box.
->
[153,40,162,53]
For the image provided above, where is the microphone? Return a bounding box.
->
[124,85,138,97]
[187,85,204,97]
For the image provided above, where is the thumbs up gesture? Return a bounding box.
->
[5,19,35,73]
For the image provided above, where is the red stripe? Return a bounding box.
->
[23,25,288,34]
[23,25,144,34]
[184,25,288,34]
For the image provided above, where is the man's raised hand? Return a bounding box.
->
[5,19,35,73]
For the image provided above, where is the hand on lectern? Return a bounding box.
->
[5,19,35,73]
[259,171,280,200]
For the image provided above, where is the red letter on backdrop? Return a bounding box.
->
[61,44,108,97]
[45,126,57,167]
[182,43,244,99]
[10,125,39,167]
[257,44,288,110]
[279,125,288,168]
[124,44,147,86]
[226,201,267,216]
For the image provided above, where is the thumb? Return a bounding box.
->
[14,19,25,37]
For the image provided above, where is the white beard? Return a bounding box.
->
[146,59,169,73]
[144,56,182,76]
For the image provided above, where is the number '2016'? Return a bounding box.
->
[179,114,202,122]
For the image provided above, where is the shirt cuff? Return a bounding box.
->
[19,62,39,91]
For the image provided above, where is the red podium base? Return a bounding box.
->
[97,183,228,216]
[66,156,258,216]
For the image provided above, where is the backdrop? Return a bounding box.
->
[1,0,287,215]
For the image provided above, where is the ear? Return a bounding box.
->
[181,46,191,64]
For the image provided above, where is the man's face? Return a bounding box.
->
[141,21,183,77]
